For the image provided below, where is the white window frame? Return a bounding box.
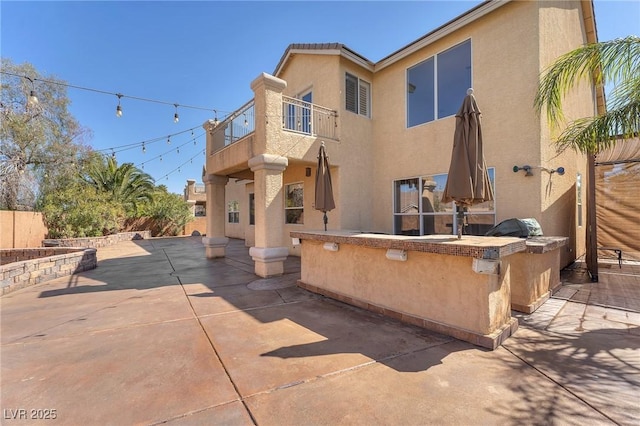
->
[227,200,240,224]
[285,182,304,224]
[345,72,371,118]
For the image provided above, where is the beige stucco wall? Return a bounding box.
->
[368,0,590,267]
[1,211,48,249]
[206,0,594,268]
[300,240,512,336]
[225,178,249,240]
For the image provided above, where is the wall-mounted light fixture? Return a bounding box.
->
[513,165,533,176]
[386,249,407,261]
[305,167,312,177]
[545,166,565,175]
[323,242,339,252]
[513,165,565,177]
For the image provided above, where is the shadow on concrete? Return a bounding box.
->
[493,323,640,425]
[36,237,459,374]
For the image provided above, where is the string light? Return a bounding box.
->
[116,93,123,117]
[142,142,146,153]
[213,110,219,127]
[177,147,180,154]
[173,104,179,123]
[0,71,228,119]
[244,114,248,127]
[26,77,38,107]
[167,136,171,145]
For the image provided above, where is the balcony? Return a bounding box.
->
[209,97,337,156]
[281,96,338,140]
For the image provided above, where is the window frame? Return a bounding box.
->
[284,182,304,225]
[345,72,371,118]
[227,200,240,224]
[406,39,472,128]
[392,168,495,236]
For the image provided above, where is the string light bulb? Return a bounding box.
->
[142,142,146,153]
[115,93,123,117]
[167,136,171,145]
[213,110,219,127]
[26,77,38,107]
[173,104,179,123]
[244,114,248,127]
[28,90,38,107]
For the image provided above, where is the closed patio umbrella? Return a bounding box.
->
[442,88,494,239]
[315,141,335,231]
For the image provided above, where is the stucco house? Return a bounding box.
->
[202,0,599,277]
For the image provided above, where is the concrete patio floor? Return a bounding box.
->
[1,236,638,425]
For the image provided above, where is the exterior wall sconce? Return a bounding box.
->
[386,249,407,261]
[323,242,339,252]
[513,165,533,176]
[305,167,312,177]
[513,165,565,176]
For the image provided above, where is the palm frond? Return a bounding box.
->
[555,99,640,153]
[535,36,640,127]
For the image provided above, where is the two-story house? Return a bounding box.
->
[202,0,600,277]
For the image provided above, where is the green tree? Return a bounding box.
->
[136,185,193,236]
[41,182,125,238]
[535,36,640,153]
[83,155,155,215]
[1,58,92,210]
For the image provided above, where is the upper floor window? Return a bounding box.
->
[345,73,370,117]
[407,39,471,127]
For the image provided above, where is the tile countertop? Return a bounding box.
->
[290,230,528,260]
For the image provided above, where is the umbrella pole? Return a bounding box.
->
[456,205,465,239]
[323,212,328,231]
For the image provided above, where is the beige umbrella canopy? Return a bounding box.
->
[315,141,335,231]
[442,88,494,239]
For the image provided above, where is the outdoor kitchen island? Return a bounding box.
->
[290,230,531,349]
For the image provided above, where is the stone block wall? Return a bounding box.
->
[42,231,151,248]
[1,248,97,295]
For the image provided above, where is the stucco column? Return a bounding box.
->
[250,72,287,155]
[248,154,289,277]
[202,173,229,258]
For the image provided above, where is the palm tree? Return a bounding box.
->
[535,36,640,154]
[535,35,640,282]
[84,155,155,214]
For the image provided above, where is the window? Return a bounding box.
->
[407,39,471,127]
[577,173,582,227]
[194,204,206,217]
[285,182,304,224]
[393,168,495,236]
[227,200,239,223]
[346,73,370,117]
[249,193,255,225]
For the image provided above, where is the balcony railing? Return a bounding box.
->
[222,100,255,147]
[210,95,338,155]
[282,96,338,140]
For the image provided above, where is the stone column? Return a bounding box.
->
[248,154,289,277]
[202,173,229,258]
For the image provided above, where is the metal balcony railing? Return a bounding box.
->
[282,96,338,140]
[222,100,255,147]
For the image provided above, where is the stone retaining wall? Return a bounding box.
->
[42,231,151,248]
[1,248,97,295]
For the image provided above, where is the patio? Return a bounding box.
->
[1,236,638,425]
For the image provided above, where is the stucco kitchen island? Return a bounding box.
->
[290,231,531,349]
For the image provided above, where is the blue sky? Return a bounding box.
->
[2,1,639,195]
